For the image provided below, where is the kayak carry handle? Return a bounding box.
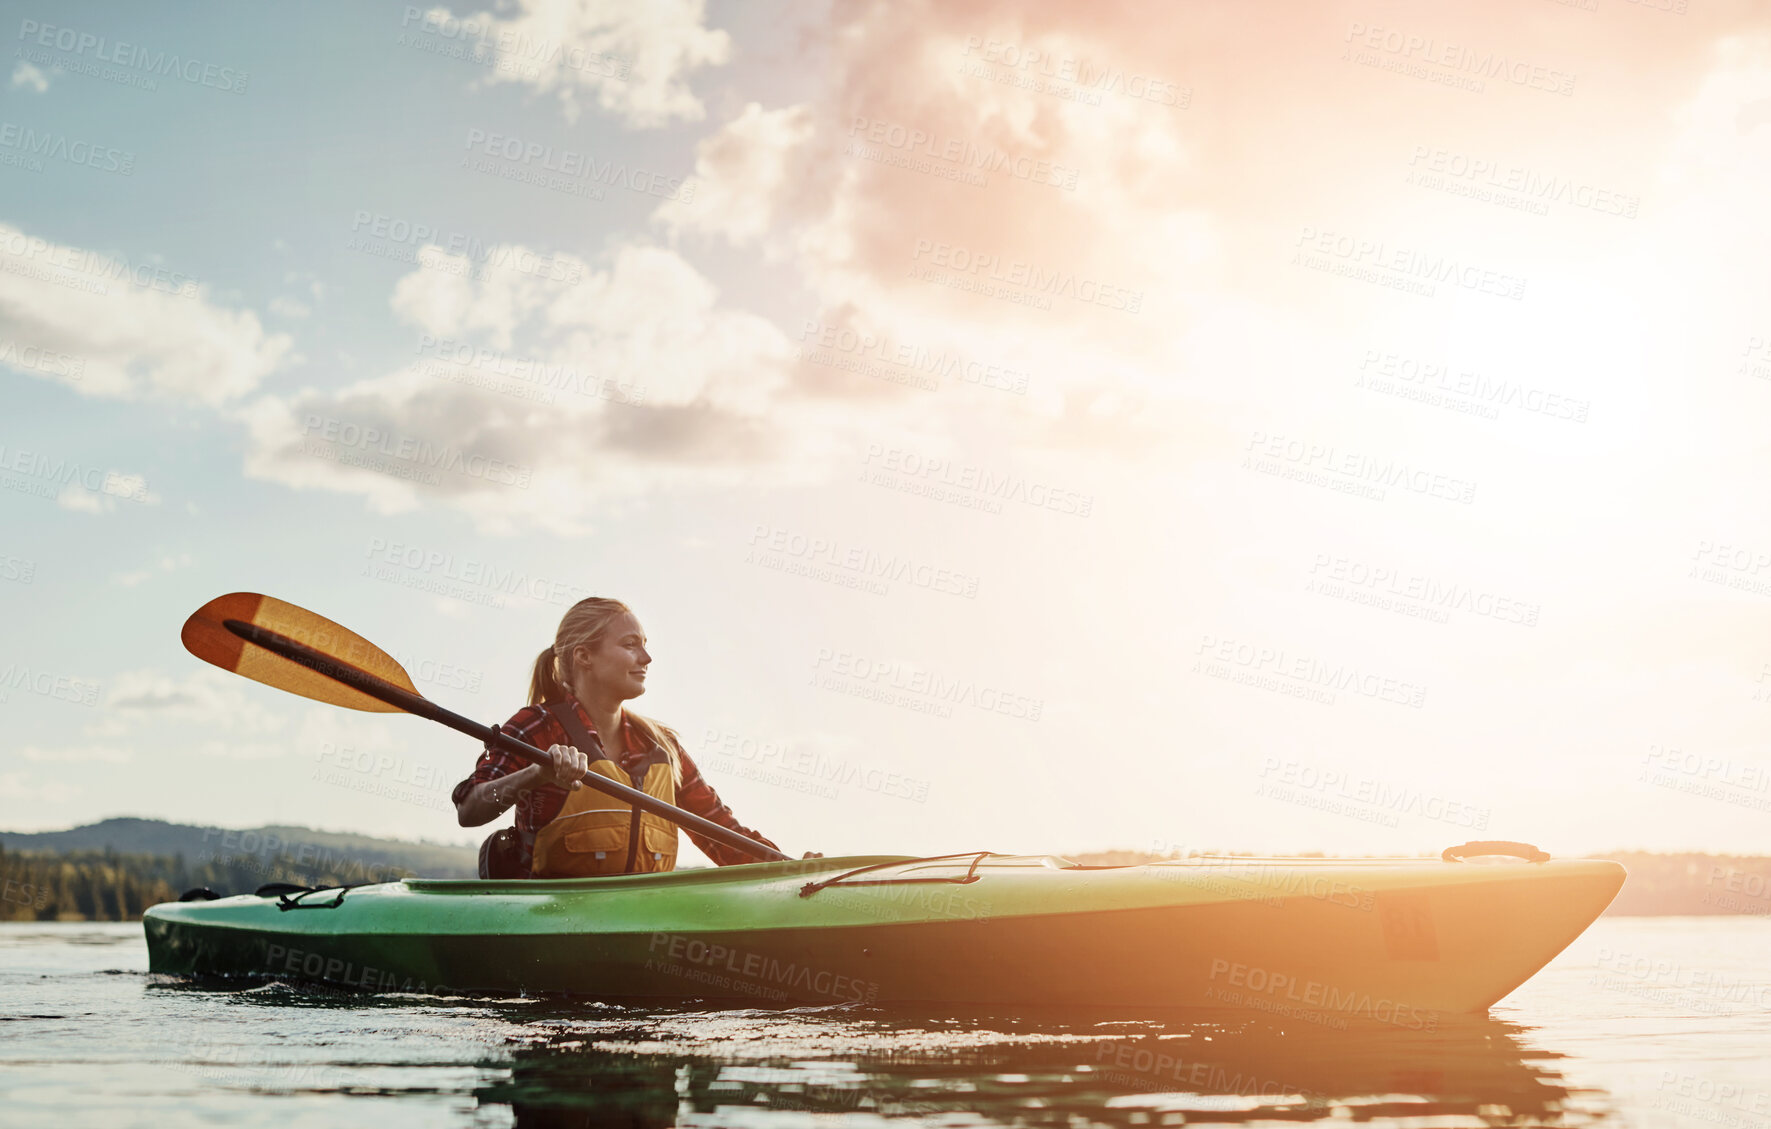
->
[254,882,317,898]
[1442,840,1550,863]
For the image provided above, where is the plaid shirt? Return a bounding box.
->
[451,697,780,874]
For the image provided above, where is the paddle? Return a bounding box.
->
[181,592,790,864]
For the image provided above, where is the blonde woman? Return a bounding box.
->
[453,597,785,878]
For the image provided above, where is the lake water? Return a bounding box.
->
[0,917,1766,1128]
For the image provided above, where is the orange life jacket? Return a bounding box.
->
[530,700,679,878]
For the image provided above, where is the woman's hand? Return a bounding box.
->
[545,744,590,790]
[801,851,824,859]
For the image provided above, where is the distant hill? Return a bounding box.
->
[1,817,477,880]
[1070,848,1771,917]
[1597,851,1771,916]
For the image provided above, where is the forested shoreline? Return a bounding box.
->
[6,843,1769,922]
[0,844,427,922]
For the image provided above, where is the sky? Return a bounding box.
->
[3,0,1771,862]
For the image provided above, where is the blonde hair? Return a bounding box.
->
[529,597,681,784]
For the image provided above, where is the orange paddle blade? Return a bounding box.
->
[181,592,419,712]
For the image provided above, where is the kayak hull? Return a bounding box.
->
[143,852,1624,1017]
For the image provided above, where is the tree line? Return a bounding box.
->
[1078,849,1771,917]
[0,842,419,921]
[7,844,1769,922]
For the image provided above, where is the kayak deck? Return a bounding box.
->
[143,851,1625,1016]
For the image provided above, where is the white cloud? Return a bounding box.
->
[105,667,287,737]
[107,472,156,503]
[268,296,312,318]
[280,269,326,303]
[9,61,48,93]
[656,102,816,246]
[111,551,193,586]
[645,11,1219,454]
[1664,33,1771,187]
[433,0,730,127]
[22,670,292,770]
[195,738,285,761]
[387,242,576,349]
[0,223,293,404]
[54,471,158,515]
[0,772,74,805]
[240,239,835,535]
[433,597,472,619]
[19,745,132,764]
[55,484,106,514]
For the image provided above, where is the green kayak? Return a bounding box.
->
[143,849,1624,1016]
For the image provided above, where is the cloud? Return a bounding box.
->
[27,670,297,770]
[10,61,48,93]
[104,668,286,737]
[54,471,159,515]
[647,1,1222,454]
[280,269,326,303]
[430,0,731,127]
[55,485,106,514]
[194,738,285,761]
[0,772,73,805]
[239,240,844,535]
[652,0,1771,473]
[656,102,816,246]
[19,745,132,764]
[268,296,312,318]
[1665,32,1771,186]
[111,551,193,587]
[0,223,293,404]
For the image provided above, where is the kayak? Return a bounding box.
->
[143,846,1624,1016]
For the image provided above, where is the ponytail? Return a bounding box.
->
[528,646,567,705]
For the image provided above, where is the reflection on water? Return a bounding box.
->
[468,1006,1601,1127]
[15,920,1771,1128]
[142,971,1601,1126]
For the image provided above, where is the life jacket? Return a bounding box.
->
[530,700,680,879]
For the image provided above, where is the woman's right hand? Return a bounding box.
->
[544,744,590,790]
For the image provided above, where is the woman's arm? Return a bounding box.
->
[671,746,786,864]
[454,745,588,827]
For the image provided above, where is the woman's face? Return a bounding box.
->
[571,611,651,702]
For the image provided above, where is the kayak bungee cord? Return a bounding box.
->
[799,851,1000,897]
[272,885,365,911]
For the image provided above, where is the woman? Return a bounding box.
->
[453,596,786,878]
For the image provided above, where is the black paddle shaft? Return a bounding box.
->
[221,619,790,864]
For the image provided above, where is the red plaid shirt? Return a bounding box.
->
[451,697,780,874]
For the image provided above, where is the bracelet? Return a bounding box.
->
[490,766,535,810]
